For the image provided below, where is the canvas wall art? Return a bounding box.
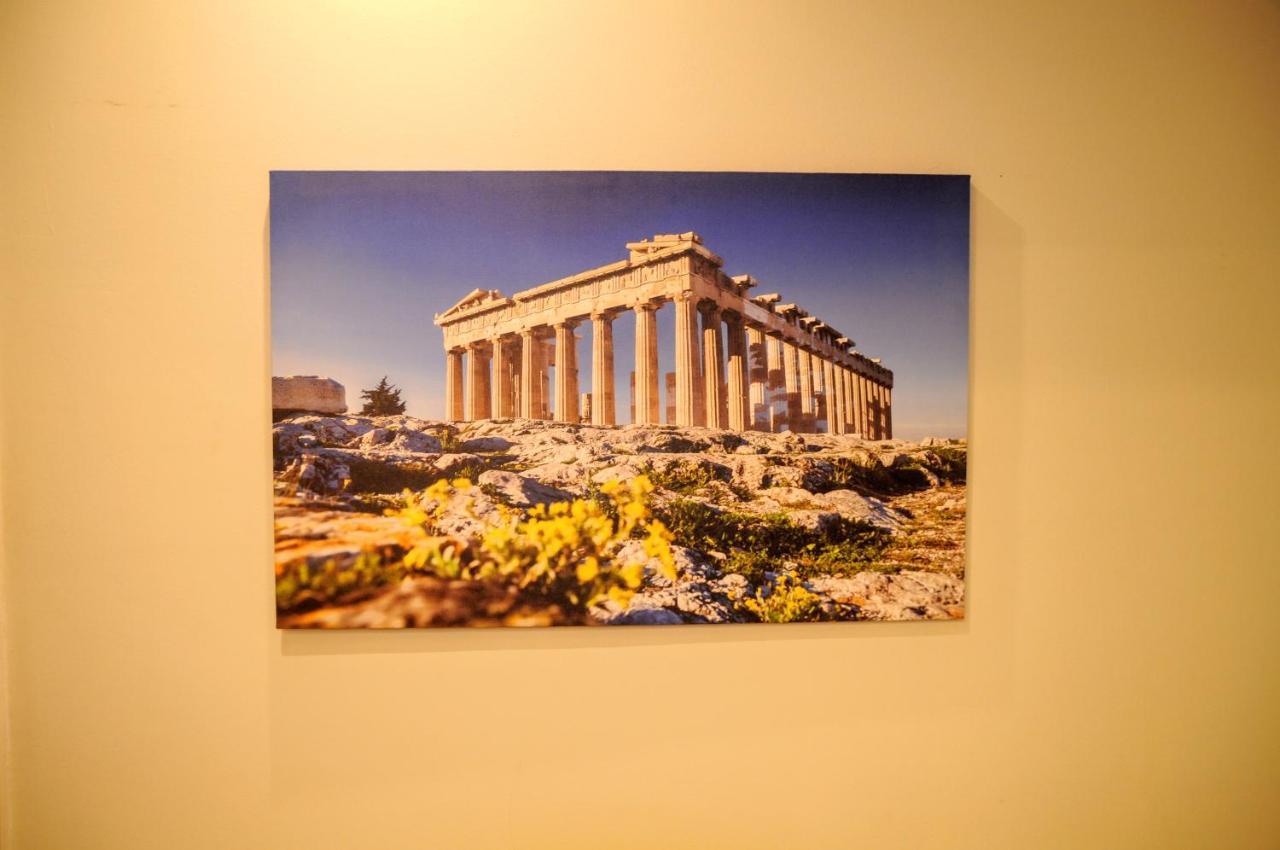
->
[271,171,969,628]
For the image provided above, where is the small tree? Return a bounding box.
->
[360,376,407,416]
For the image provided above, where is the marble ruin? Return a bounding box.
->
[433,233,893,437]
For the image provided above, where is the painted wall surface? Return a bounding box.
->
[2,2,1278,848]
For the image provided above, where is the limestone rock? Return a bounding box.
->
[272,376,347,415]
[271,415,967,625]
[358,427,393,447]
[276,453,351,496]
[808,570,965,620]
[606,608,684,626]
[432,453,484,476]
[476,470,571,508]
[389,429,442,454]
[460,436,514,453]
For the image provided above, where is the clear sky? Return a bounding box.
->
[270,171,969,440]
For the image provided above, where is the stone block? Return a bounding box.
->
[272,376,346,415]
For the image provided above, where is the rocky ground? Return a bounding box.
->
[273,414,966,628]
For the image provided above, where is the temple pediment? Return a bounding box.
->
[436,288,509,321]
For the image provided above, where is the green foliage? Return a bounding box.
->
[744,574,828,624]
[931,446,968,483]
[446,459,489,484]
[345,457,441,494]
[345,454,488,496]
[813,456,898,495]
[813,454,965,496]
[359,375,407,416]
[653,498,891,581]
[437,428,463,453]
[656,500,810,556]
[810,538,897,574]
[722,550,776,584]
[348,492,407,515]
[642,462,721,494]
[276,551,400,611]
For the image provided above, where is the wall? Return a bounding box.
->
[2,2,1278,848]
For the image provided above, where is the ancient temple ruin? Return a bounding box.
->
[432,233,893,437]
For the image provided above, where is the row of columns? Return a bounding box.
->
[445,296,892,437]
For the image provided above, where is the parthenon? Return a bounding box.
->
[433,233,893,438]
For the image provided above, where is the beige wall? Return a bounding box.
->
[3,2,1279,848]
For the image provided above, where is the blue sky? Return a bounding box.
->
[270,171,969,439]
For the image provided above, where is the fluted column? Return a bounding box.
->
[445,347,465,421]
[860,375,874,438]
[798,348,815,432]
[519,329,537,419]
[554,321,579,422]
[884,385,893,439]
[508,346,521,418]
[490,337,511,419]
[591,313,616,426]
[747,327,767,430]
[841,364,855,436]
[725,312,749,432]
[700,302,726,430]
[876,380,887,439]
[673,292,704,427]
[822,357,840,434]
[466,342,490,421]
[541,372,550,418]
[850,370,863,436]
[841,366,855,434]
[839,365,853,436]
[766,335,784,392]
[633,303,660,425]
[875,381,887,439]
[766,334,784,432]
[850,372,864,436]
[782,341,801,432]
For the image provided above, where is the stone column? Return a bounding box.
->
[846,371,859,436]
[747,326,767,429]
[822,357,841,434]
[844,366,855,435]
[782,340,801,432]
[554,321,579,423]
[700,302,726,430]
[445,347,465,421]
[862,376,877,438]
[798,348,815,432]
[466,342,490,421]
[725,312,750,432]
[765,334,784,432]
[673,292,704,427]
[851,373,865,437]
[835,365,849,434]
[875,381,887,439]
[766,334,784,392]
[519,329,538,419]
[591,312,616,426]
[490,337,511,419]
[507,352,520,418]
[633,303,660,425]
[540,363,550,419]
[884,385,893,439]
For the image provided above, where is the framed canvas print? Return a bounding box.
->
[270,171,969,628]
